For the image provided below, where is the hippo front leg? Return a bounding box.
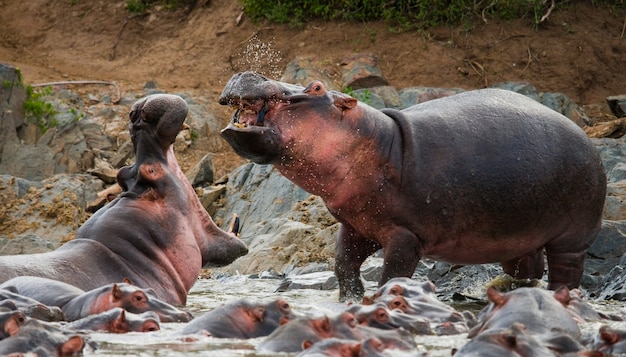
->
[335,224,381,302]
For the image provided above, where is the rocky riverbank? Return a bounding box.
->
[1,60,626,303]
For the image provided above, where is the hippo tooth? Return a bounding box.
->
[257,105,267,125]
[232,109,241,123]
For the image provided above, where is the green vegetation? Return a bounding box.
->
[239,0,622,30]
[125,0,194,13]
[24,86,58,134]
[343,87,372,105]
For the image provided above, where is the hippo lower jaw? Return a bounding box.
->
[220,123,281,164]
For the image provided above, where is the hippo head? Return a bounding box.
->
[219,71,358,164]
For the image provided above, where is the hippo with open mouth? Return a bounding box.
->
[0,94,248,306]
[219,71,606,301]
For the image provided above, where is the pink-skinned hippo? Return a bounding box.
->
[454,322,600,357]
[0,318,85,356]
[218,71,606,301]
[0,276,192,322]
[64,308,160,333]
[468,286,581,339]
[178,298,293,338]
[0,94,248,306]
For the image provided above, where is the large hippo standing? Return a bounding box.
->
[218,71,606,301]
[0,94,248,305]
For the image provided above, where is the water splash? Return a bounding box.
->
[231,35,283,79]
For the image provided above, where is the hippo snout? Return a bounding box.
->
[204,234,248,268]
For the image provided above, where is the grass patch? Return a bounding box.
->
[239,0,623,30]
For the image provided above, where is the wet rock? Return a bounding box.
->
[275,271,338,292]
[0,234,56,255]
[340,53,388,89]
[585,221,626,274]
[398,86,465,108]
[0,174,103,246]
[186,154,214,186]
[0,64,26,128]
[281,56,341,91]
[607,94,626,118]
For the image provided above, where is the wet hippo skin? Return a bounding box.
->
[218,71,606,301]
[0,94,248,305]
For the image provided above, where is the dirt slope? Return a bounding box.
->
[1,0,624,104]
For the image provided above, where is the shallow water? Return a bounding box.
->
[83,275,626,356]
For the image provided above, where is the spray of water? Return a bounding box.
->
[232,35,283,79]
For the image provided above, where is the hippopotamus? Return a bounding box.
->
[591,325,626,354]
[468,286,581,339]
[0,318,85,356]
[296,337,427,357]
[64,308,160,333]
[178,298,293,338]
[0,276,192,322]
[258,311,416,353]
[218,71,606,300]
[0,94,248,305]
[455,322,596,357]
[345,302,431,335]
[0,287,65,322]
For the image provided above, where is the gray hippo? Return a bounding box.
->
[0,94,248,306]
[218,71,606,301]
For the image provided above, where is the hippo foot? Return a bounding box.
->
[338,281,365,303]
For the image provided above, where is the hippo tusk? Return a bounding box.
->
[232,109,241,124]
[228,213,241,236]
[257,102,269,125]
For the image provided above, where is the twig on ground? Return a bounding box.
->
[539,0,555,23]
[522,46,533,73]
[110,13,149,61]
[31,80,121,104]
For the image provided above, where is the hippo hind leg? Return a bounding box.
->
[543,225,601,290]
[501,248,545,282]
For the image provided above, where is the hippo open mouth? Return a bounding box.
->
[219,71,304,164]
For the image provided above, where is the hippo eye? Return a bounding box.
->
[377,310,388,319]
[389,287,402,295]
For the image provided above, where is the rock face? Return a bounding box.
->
[2,60,626,301]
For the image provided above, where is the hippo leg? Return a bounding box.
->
[379,230,422,286]
[335,224,381,301]
[501,248,545,281]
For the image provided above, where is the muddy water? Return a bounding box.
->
[84,275,625,356]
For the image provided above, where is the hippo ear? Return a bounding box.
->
[59,335,85,356]
[599,325,620,344]
[4,314,23,337]
[112,283,123,300]
[122,277,133,285]
[350,342,364,356]
[361,296,375,305]
[313,316,333,335]
[334,96,357,111]
[552,286,571,306]
[486,286,508,307]
[301,340,315,350]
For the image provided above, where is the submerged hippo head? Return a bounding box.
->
[219,71,358,164]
